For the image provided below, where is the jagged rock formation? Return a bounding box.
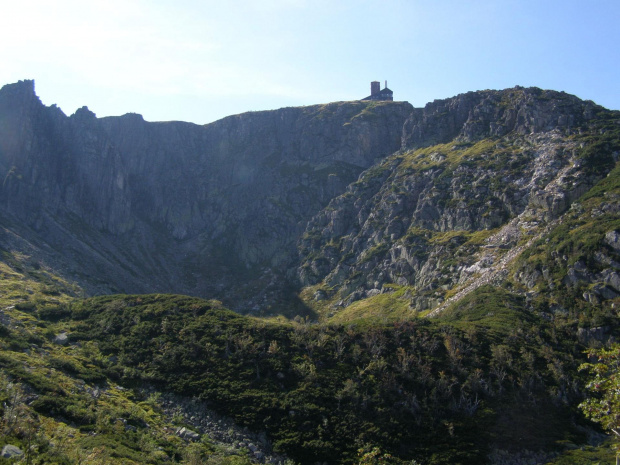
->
[0,80,619,464]
[402,86,597,147]
[297,88,619,313]
[0,80,618,318]
[0,80,410,310]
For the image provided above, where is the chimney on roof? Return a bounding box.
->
[371,81,380,96]
[385,80,387,89]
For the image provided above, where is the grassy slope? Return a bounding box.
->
[0,232,615,464]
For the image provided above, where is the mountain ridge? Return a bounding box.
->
[0,80,411,311]
[0,79,618,320]
[1,79,620,464]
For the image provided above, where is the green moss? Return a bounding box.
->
[580,161,620,203]
[464,228,499,245]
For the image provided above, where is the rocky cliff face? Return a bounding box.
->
[0,80,412,310]
[402,86,598,148]
[297,87,619,315]
[0,80,618,317]
[2,80,620,465]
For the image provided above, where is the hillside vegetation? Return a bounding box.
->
[0,287,608,464]
[1,83,620,464]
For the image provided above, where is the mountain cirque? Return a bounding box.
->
[0,80,410,311]
[1,80,620,465]
[0,80,618,319]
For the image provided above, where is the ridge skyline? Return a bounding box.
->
[2,1,618,125]
[4,78,611,126]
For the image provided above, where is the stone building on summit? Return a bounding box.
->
[362,81,393,101]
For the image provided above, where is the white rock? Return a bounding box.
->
[1,445,24,459]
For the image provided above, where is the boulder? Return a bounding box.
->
[1,445,24,459]
[601,269,620,292]
[592,284,620,300]
[577,326,611,344]
[176,427,200,441]
[53,332,69,345]
[605,230,620,252]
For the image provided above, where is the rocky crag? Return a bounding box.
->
[0,80,410,312]
[0,80,618,320]
[298,87,620,318]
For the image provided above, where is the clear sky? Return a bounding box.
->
[1,0,618,124]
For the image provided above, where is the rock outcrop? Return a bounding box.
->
[0,80,618,316]
[0,80,411,310]
[1,445,24,459]
[297,88,619,311]
[402,86,599,148]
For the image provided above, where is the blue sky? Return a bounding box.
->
[1,0,618,124]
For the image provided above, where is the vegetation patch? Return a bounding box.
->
[438,285,537,340]
[328,286,416,324]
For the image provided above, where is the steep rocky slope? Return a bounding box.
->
[0,80,411,311]
[0,80,618,321]
[297,88,619,317]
